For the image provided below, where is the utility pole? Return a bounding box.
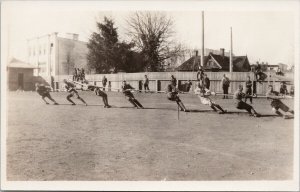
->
[201,11,204,67]
[230,27,233,73]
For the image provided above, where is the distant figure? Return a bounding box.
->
[290,85,294,96]
[197,66,205,82]
[203,74,210,90]
[276,68,284,76]
[76,68,81,81]
[186,80,192,92]
[35,83,58,105]
[279,82,288,95]
[143,75,150,92]
[254,64,267,83]
[221,74,230,99]
[244,76,253,104]
[234,85,260,117]
[171,75,177,86]
[102,76,107,91]
[80,68,85,81]
[266,85,294,119]
[255,64,261,80]
[73,68,78,81]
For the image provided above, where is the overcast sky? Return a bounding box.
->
[3,1,297,66]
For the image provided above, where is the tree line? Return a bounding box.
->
[87,12,183,73]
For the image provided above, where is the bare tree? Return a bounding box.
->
[127,12,182,72]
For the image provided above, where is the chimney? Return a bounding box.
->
[220,48,225,57]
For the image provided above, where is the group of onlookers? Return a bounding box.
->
[72,66,292,96]
[73,68,86,82]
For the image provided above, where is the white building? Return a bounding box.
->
[27,32,88,77]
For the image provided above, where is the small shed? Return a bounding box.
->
[7,58,37,91]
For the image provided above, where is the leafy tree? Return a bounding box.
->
[87,17,143,73]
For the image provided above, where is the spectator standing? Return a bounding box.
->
[171,75,177,86]
[76,68,81,81]
[280,82,288,95]
[244,76,253,104]
[186,80,192,92]
[221,74,230,99]
[73,68,78,81]
[143,75,150,92]
[203,74,210,90]
[102,76,107,91]
[197,66,205,82]
[81,68,85,81]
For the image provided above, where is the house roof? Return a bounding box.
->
[176,56,209,71]
[176,53,250,72]
[7,58,37,69]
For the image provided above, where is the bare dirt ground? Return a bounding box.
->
[6,91,294,180]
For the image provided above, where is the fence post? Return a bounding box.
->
[55,82,59,91]
[156,80,158,92]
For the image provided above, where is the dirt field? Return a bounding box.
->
[6,91,294,180]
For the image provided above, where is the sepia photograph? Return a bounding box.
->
[1,0,299,191]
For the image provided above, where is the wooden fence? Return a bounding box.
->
[53,72,293,95]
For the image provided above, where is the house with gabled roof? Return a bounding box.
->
[7,58,37,91]
[176,49,251,72]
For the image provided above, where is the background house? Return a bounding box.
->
[7,58,36,91]
[176,48,250,72]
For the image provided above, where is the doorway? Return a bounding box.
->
[18,73,24,90]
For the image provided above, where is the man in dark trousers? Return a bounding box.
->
[233,85,260,117]
[171,75,177,87]
[203,74,210,90]
[279,81,288,95]
[76,68,81,81]
[197,66,205,82]
[143,75,150,92]
[221,74,230,99]
[121,80,144,109]
[266,84,294,119]
[63,79,87,106]
[73,68,78,81]
[102,76,107,91]
[87,85,111,108]
[166,81,188,112]
[35,83,59,105]
[80,68,85,81]
[244,76,253,104]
